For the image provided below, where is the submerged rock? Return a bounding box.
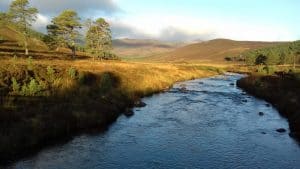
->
[230,83,235,86]
[124,108,134,117]
[134,100,147,107]
[259,112,264,116]
[179,87,188,92]
[265,104,271,107]
[261,132,267,135]
[179,84,188,92]
[242,99,248,103]
[276,128,287,133]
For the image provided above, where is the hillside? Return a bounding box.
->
[0,25,48,51]
[112,39,184,60]
[149,39,286,63]
[0,25,88,59]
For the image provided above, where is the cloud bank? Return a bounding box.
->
[1,0,297,42]
[0,0,120,15]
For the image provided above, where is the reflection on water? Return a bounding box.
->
[6,73,300,169]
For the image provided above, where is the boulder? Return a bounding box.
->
[259,112,264,116]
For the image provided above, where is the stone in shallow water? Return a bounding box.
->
[242,99,248,103]
[124,108,134,117]
[179,87,188,92]
[259,112,264,116]
[276,128,287,133]
[135,101,147,108]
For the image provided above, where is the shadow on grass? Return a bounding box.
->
[0,70,133,165]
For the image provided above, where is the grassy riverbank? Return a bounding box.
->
[0,58,222,164]
[237,70,300,140]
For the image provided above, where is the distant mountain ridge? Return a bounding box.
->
[148,39,287,63]
[112,38,185,60]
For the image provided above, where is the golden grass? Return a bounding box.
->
[1,58,222,98]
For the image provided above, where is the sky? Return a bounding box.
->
[1,0,300,42]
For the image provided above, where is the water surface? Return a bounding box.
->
[6,73,300,169]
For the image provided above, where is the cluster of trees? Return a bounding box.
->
[243,41,300,68]
[0,0,114,60]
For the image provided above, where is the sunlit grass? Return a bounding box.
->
[0,58,222,100]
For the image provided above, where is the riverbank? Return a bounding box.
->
[0,59,222,164]
[237,72,300,140]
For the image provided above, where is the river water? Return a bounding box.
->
[6,73,300,169]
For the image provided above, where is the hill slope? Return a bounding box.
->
[112,39,184,60]
[149,39,286,63]
[0,25,89,59]
[0,25,48,51]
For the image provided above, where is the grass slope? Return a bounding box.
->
[0,25,89,60]
[0,25,48,51]
[150,39,286,63]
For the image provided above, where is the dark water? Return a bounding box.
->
[5,73,300,169]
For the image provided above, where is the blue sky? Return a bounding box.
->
[1,0,299,41]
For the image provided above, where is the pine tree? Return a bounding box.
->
[85,18,112,60]
[8,0,38,55]
[50,10,81,59]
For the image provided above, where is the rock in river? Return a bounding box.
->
[276,128,287,133]
[134,100,147,107]
[259,112,264,116]
[124,108,134,117]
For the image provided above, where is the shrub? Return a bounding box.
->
[224,57,232,61]
[46,66,55,82]
[255,65,277,75]
[28,79,40,96]
[257,65,266,74]
[20,78,41,96]
[11,77,20,94]
[68,67,77,79]
[255,54,267,65]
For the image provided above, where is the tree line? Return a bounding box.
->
[0,0,115,60]
[226,41,300,68]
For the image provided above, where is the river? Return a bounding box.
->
[6,73,300,169]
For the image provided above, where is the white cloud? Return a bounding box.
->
[109,13,295,42]
[0,0,120,15]
[108,14,218,41]
[32,14,50,33]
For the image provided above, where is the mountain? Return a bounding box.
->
[112,39,184,60]
[148,39,287,63]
